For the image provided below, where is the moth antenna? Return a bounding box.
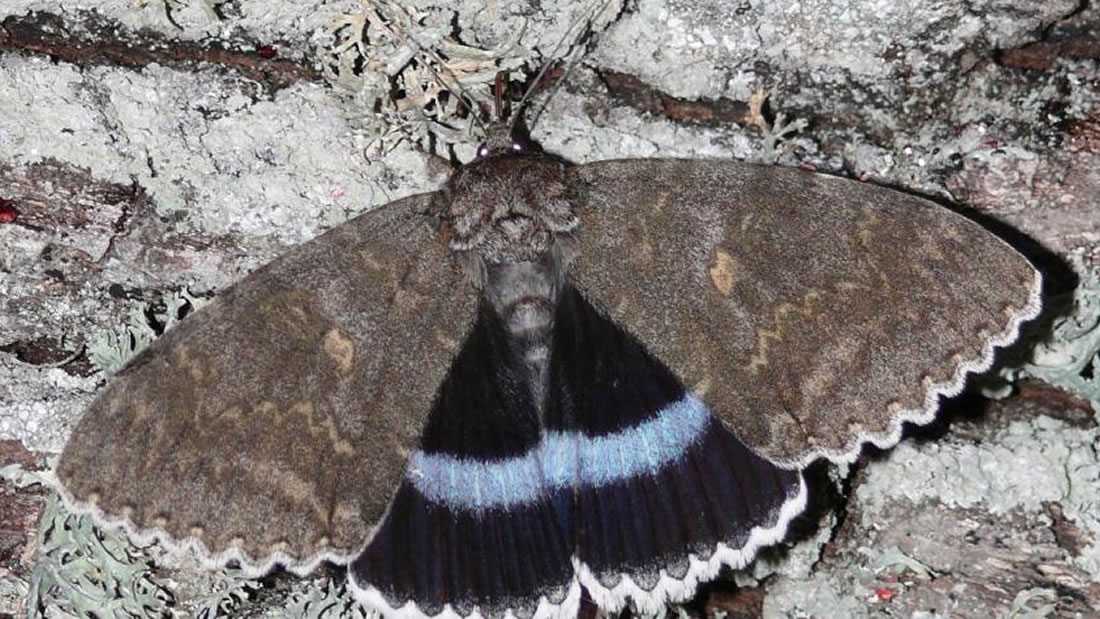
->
[494,72,511,123]
[511,0,616,134]
[421,45,490,135]
[510,59,562,133]
[523,37,589,132]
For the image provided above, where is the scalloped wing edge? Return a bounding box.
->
[343,477,808,618]
[566,263,1040,614]
[347,570,584,619]
[39,269,1042,614]
[776,267,1045,469]
[575,474,809,615]
[40,469,373,578]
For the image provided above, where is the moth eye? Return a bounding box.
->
[511,142,523,152]
[477,144,490,158]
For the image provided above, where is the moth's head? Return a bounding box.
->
[439,134,579,295]
[473,121,534,160]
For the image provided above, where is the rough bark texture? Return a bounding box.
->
[1,0,1098,616]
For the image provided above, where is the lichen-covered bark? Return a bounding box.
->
[1,0,1098,616]
[764,394,1100,617]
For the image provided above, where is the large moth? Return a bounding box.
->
[51,110,1042,617]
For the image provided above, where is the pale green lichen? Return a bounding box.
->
[326,0,621,156]
[3,464,289,618]
[188,568,260,618]
[87,289,209,375]
[995,256,1100,415]
[0,577,30,617]
[86,305,157,375]
[1008,587,1058,619]
[1,466,170,617]
[19,488,173,618]
[866,545,936,579]
[760,112,808,162]
[281,579,375,619]
[3,463,373,617]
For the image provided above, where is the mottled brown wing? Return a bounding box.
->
[55,193,478,574]
[567,160,1042,467]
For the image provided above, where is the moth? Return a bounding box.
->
[50,104,1042,617]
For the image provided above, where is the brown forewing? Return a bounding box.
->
[566,160,1040,467]
[56,192,478,569]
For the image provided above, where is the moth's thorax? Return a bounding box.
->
[439,152,578,264]
[484,256,561,356]
[437,149,579,415]
[483,255,563,418]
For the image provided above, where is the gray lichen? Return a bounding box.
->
[325,0,622,157]
[1001,257,1100,414]
[86,289,208,375]
[11,478,174,618]
[3,461,373,618]
[867,546,937,580]
[280,579,376,619]
[85,306,158,377]
[188,567,260,619]
[1009,588,1058,619]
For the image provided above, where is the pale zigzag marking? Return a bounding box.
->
[773,268,1045,469]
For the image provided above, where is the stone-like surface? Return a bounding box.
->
[597,0,1079,97]
[536,0,1100,265]
[0,13,438,457]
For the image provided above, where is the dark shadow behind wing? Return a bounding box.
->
[55,192,479,575]
[566,160,1042,468]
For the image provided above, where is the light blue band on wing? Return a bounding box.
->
[406,394,712,511]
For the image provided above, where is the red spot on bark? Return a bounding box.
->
[0,201,17,224]
[875,587,896,602]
